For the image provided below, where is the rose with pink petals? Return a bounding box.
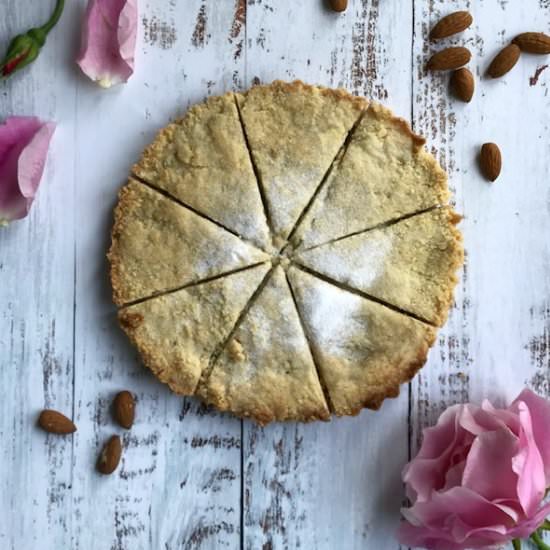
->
[398,389,550,550]
[77,0,138,88]
[0,117,55,226]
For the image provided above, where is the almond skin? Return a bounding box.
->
[428,47,472,71]
[38,410,77,434]
[513,32,550,54]
[113,391,135,430]
[480,143,502,182]
[450,68,475,102]
[329,0,347,12]
[430,11,473,41]
[487,44,521,78]
[97,435,122,475]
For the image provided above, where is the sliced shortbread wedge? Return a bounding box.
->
[118,264,270,395]
[133,93,272,251]
[200,266,330,424]
[287,267,436,416]
[295,208,463,326]
[109,180,269,305]
[237,81,367,242]
[293,103,449,250]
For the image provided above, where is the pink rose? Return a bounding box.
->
[0,117,55,226]
[398,389,550,550]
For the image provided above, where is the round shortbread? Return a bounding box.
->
[109,81,463,425]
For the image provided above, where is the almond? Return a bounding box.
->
[430,11,473,41]
[329,0,347,12]
[487,44,521,78]
[97,435,122,475]
[513,32,550,54]
[450,68,475,102]
[428,47,472,71]
[113,391,135,430]
[38,409,77,434]
[480,143,502,182]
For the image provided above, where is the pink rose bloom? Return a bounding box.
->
[0,117,55,226]
[77,0,138,88]
[398,389,550,550]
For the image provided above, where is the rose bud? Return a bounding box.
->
[0,0,64,80]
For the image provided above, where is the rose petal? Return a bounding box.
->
[462,427,520,503]
[460,401,517,435]
[398,487,518,549]
[404,487,517,532]
[404,405,476,500]
[482,399,521,434]
[508,500,550,539]
[442,460,466,491]
[415,405,466,459]
[511,401,546,515]
[511,389,550,484]
[0,117,55,224]
[77,0,138,88]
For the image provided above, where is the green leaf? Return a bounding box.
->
[540,519,550,531]
[531,530,550,550]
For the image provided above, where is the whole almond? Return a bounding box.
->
[113,391,135,429]
[430,11,473,41]
[450,68,475,102]
[513,32,550,54]
[97,435,122,475]
[428,47,472,71]
[38,410,77,434]
[480,143,502,182]
[329,0,347,12]
[487,44,521,78]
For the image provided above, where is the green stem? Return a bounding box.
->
[512,538,522,550]
[541,520,550,531]
[531,531,550,550]
[39,0,65,35]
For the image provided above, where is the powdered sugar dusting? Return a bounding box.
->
[194,233,267,278]
[221,267,312,382]
[292,269,367,360]
[299,232,393,289]
[246,268,306,356]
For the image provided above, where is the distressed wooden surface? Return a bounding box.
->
[0,1,549,549]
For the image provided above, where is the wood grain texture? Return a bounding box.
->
[410,4,550,549]
[242,2,412,549]
[0,1,79,547]
[0,0,549,549]
[69,2,245,549]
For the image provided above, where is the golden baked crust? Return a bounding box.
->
[295,207,464,326]
[287,267,437,416]
[237,80,368,241]
[110,82,463,424]
[198,266,330,425]
[118,264,270,395]
[108,179,269,305]
[292,102,450,250]
[133,93,272,251]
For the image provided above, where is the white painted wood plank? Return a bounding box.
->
[69,1,245,549]
[411,0,550,435]
[0,1,80,547]
[243,2,413,549]
[410,1,550,546]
